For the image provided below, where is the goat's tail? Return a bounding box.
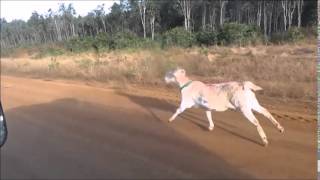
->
[243,81,263,91]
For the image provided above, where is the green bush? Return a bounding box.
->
[217,23,261,45]
[163,27,196,48]
[0,48,15,57]
[65,36,95,52]
[196,30,218,46]
[33,47,64,59]
[112,31,141,49]
[48,58,60,71]
[271,27,305,43]
[45,48,64,56]
[75,58,93,70]
[93,32,110,51]
[65,31,160,52]
[287,27,305,41]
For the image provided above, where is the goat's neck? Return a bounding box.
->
[177,76,191,88]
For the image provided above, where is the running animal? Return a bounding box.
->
[164,67,284,146]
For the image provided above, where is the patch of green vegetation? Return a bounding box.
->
[64,31,161,54]
[48,58,60,71]
[271,27,306,43]
[2,24,314,59]
[33,47,64,59]
[199,47,209,56]
[162,27,196,48]
[196,30,218,46]
[0,48,15,58]
[217,23,262,46]
[75,58,93,70]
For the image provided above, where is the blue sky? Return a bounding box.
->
[1,1,119,22]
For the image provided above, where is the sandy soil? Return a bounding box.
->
[0,75,316,179]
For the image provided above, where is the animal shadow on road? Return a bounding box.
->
[116,91,261,146]
[2,98,254,179]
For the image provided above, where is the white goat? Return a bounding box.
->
[165,68,284,146]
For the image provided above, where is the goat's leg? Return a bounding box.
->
[253,105,284,133]
[205,111,214,131]
[169,107,186,122]
[169,99,194,122]
[241,108,268,146]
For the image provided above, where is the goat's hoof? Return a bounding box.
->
[208,126,214,131]
[278,126,284,133]
[262,139,269,147]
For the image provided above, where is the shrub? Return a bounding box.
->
[65,31,161,52]
[45,48,64,56]
[163,27,196,48]
[306,25,317,37]
[33,47,64,59]
[196,30,218,46]
[287,27,305,41]
[75,58,93,70]
[0,48,15,57]
[93,32,110,51]
[65,36,95,52]
[199,47,209,56]
[112,31,141,49]
[271,27,305,43]
[217,23,261,45]
[48,58,60,71]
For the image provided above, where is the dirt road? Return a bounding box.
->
[0,75,316,179]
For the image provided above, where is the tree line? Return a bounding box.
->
[0,0,316,49]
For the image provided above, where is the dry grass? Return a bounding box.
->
[1,43,316,101]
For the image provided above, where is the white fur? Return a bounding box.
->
[165,68,284,146]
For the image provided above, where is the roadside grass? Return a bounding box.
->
[1,42,316,101]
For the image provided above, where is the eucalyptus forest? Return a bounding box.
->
[0,0,317,50]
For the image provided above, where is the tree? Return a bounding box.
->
[93,4,107,33]
[256,1,262,27]
[178,0,192,32]
[297,0,303,28]
[0,0,317,49]
[219,0,228,26]
[148,0,160,40]
[138,0,147,38]
[208,1,217,31]
[287,1,296,29]
[201,0,207,30]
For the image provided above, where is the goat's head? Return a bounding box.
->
[164,67,186,84]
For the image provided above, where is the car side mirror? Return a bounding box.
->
[0,102,8,148]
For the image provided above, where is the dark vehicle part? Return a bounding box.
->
[0,101,8,147]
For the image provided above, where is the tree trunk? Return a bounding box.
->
[138,0,147,38]
[219,0,227,26]
[236,1,241,23]
[209,5,216,31]
[281,0,288,31]
[257,1,262,27]
[288,1,296,29]
[263,1,267,39]
[318,0,320,25]
[150,15,155,40]
[54,19,62,41]
[186,0,191,31]
[297,0,303,28]
[268,1,274,36]
[178,0,192,32]
[202,1,207,30]
[100,16,106,33]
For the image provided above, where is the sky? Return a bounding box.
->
[1,0,119,22]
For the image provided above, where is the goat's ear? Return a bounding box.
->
[181,69,186,75]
